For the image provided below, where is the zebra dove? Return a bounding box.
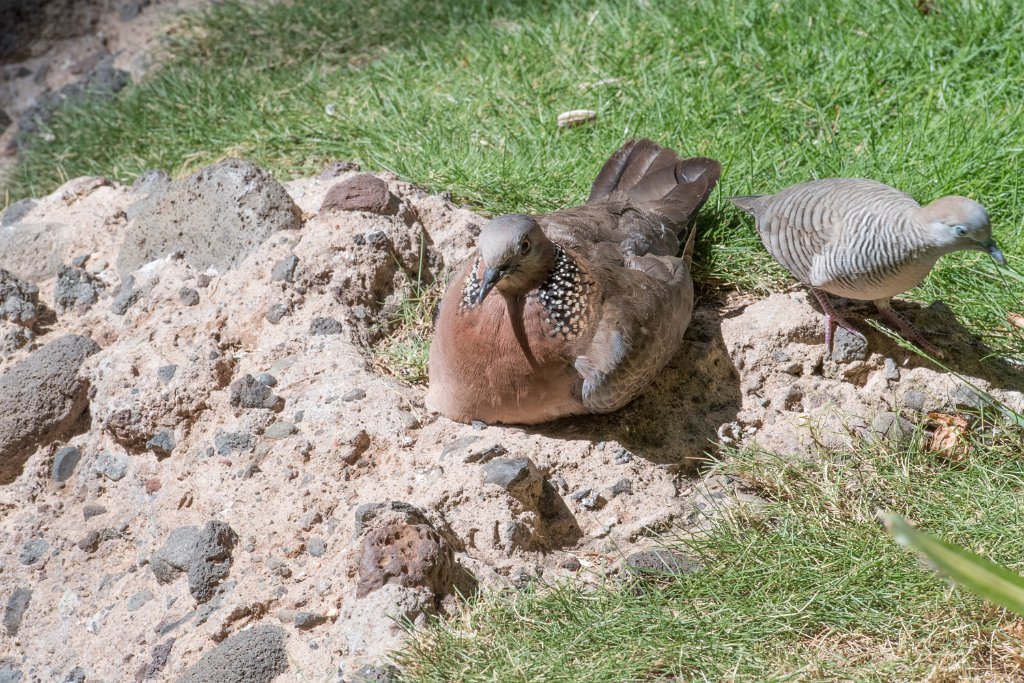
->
[732,179,1005,357]
[427,139,721,424]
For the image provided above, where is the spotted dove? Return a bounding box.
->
[427,139,721,424]
[732,179,1005,357]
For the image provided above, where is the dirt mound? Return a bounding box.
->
[0,163,1020,682]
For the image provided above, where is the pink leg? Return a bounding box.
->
[810,288,866,353]
[875,302,945,359]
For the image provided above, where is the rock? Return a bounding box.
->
[264,422,296,439]
[307,537,327,557]
[902,389,927,413]
[624,549,702,576]
[63,667,86,683]
[147,430,175,458]
[177,624,288,683]
[608,478,633,497]
[613,448,633,464]
[320,175,392,214]
[19,538,49,565]
[870,412,915,442]
[0,663,23,683]
[16,60,130,149]
[145,477,162,494]
[0,268,40,326]
[54,266,104,312]
[309,317,344,335]
[119,159,301,277]
[293,611,327,630]
[188,522,239,603]
[111,278,146,315]
[883,357,900,381]
[127,589,154,612]
[157,364,178,384]
[830,327,868,363]
[270,255,298,283]
[95,451,128,481]
[356,521,455,599]
[774,384,805,412]
[569,487,605,511]
[214,431,254,455]
[350,664,399,683]
[120,0,144,21]
[178,287,200,306]
[229,374,281,410]
[136,638,175,681]
[0,335,99,483]
[82,504,107,519]
[77,530,101,553]
[482,457,538,496]
[353,501,431,537]
[342,387,366,402]
[52,446,82,482]
[152,521,238,603]
[441,435,507,464]
[3,588,30,636]
[319,160,360,179]
[953,383,990,411]
[559,556,582,572]
[256,373,277,387]
[265,303,289,324]
[0,199,36,227]
[131,169,170,193]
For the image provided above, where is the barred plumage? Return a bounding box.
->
[732,178,1003,357]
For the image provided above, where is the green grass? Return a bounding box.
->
[399,426,1024,681]
[5,0,1024,678]
[6,0,1023,355]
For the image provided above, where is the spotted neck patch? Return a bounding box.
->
[459,256,483,309]
[533,246,589,339]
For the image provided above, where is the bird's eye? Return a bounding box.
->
[519,239,531,255]
[955,225,968,237]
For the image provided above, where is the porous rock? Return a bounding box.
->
[54,265,104,312]
[0,268,40,326]
[356,521,455,599]
[177,624,288,683]
[320,174,392,214]
[3,588,31,636]
[624,549,702,576]
[0,335,99,483]
[118,158,301,277]
[152,521,239,603]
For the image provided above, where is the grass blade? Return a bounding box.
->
[884,512,1024,617]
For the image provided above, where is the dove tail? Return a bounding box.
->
[588,138,721,234]
[729,194,767,215]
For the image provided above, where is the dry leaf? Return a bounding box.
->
[927,411,970,461]
[557,109,598,128]
[1009,312,1024,329]
[915,0,938,16]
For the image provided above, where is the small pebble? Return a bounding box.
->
[157,364,178,384]
[307,538,327,557]
[264,422,296,439]
[178,287,200,306]
[52,446,82,482]
[341,388,366,402]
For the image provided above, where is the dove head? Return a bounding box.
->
[475,214,556,304]
[920,196,1004,266]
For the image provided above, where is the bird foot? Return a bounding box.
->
[810,288,866,353]
[877,307,945,360]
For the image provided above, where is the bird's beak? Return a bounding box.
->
[981,238,1006,266]
[477,267,503,305]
